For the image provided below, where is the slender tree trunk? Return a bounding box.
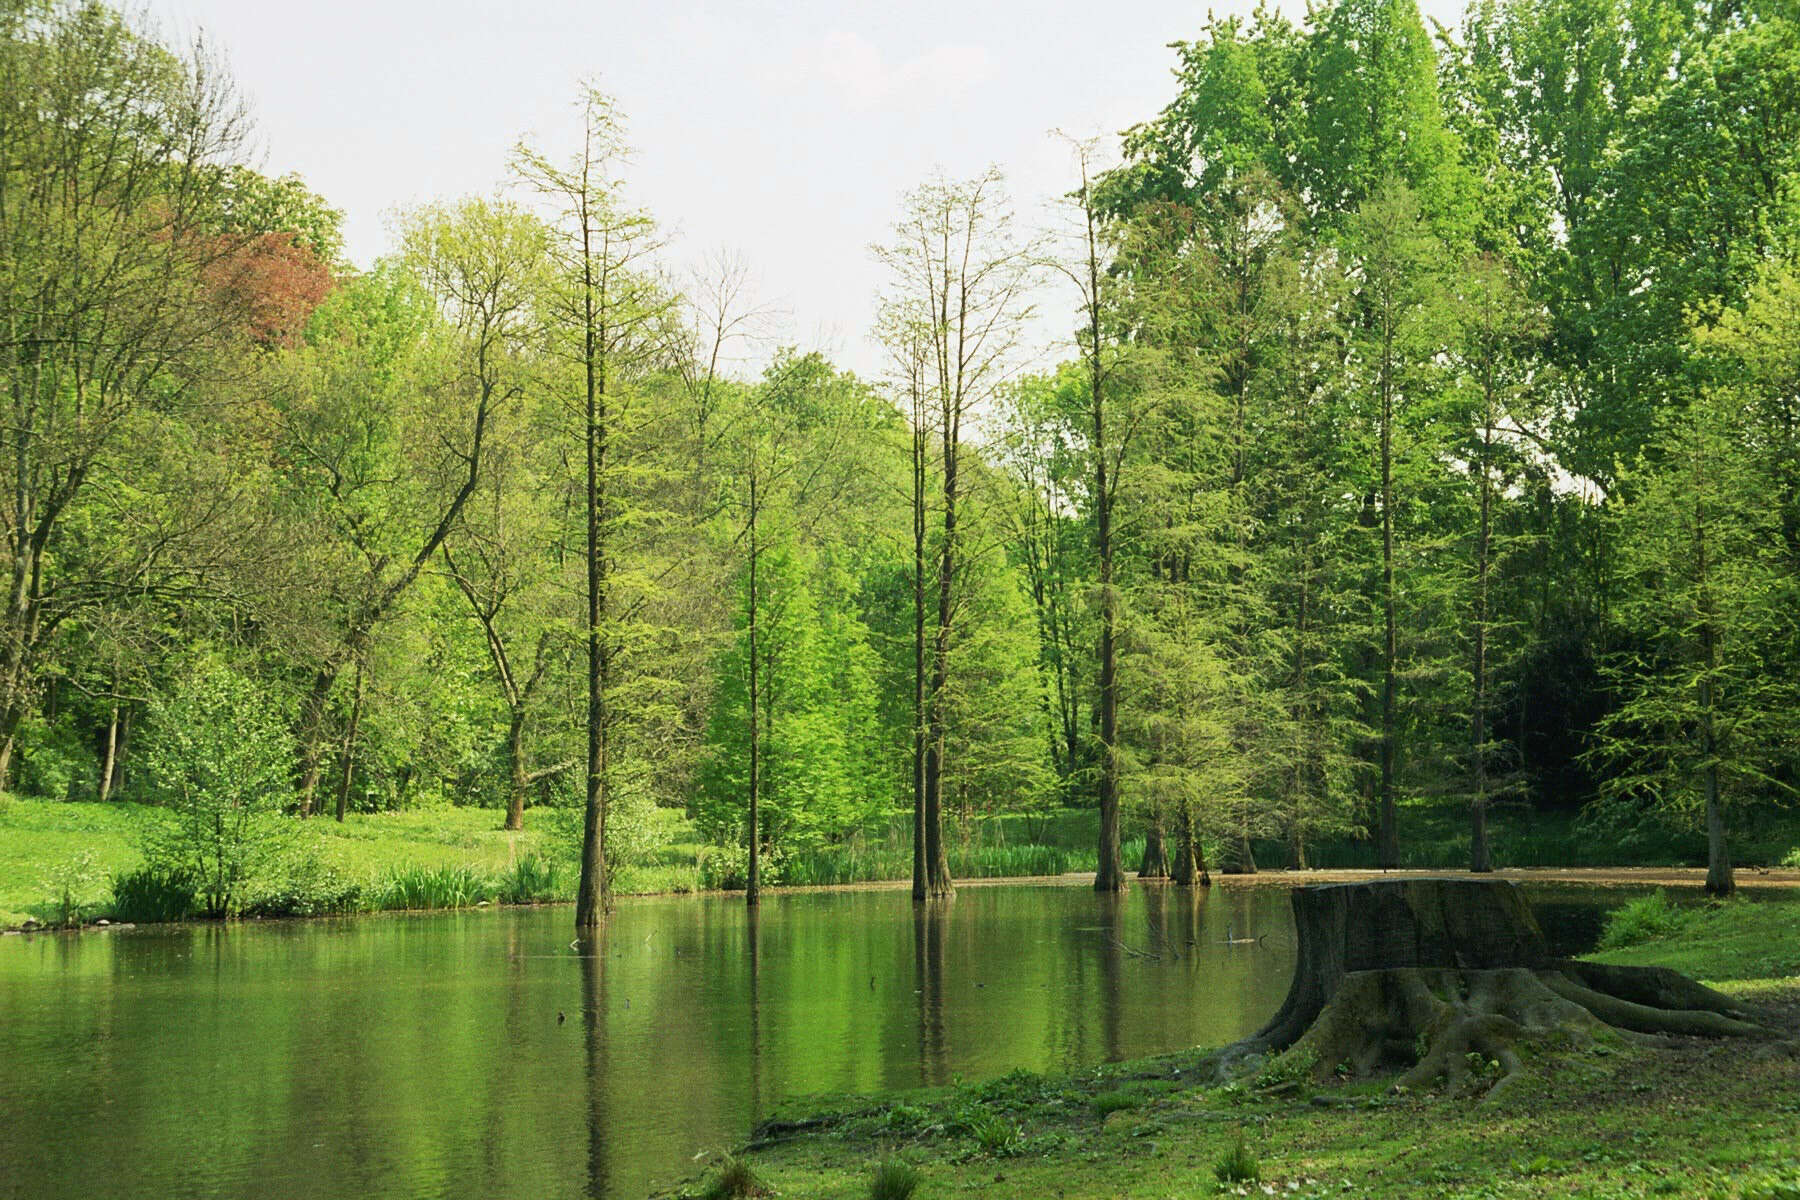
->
[504,705,528,832]
[1377,319,1400,870]
[296,667,337,817]
[1471,415,1494,873]
[911,413,928,903]
[1088,197,1124,895]
[98,703,120,802]
[334,656,365,822]
[922,395,956,900]
[1695,492,1734,898]
[575,212,610,930]
[746,466,762,907]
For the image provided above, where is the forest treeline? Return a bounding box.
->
[3,0,1797,920]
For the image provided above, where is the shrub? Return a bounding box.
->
[242,852,364,918]
[41,848,106,926]
[110,865,197,923]
[870,1159,921,1200]
[957,1109,1025,1157]
[1598,890,1691,949]
[698,1155,767,1200]
[697,842,751,891]
[141,653,296,918]
[1214,1128,1260,1185]
[497,854,562,904]
[1092,1089,1140,1117]
[376,865,494,910]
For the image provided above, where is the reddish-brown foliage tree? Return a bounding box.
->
[206,232,333,347]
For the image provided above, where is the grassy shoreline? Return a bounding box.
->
[668,899,1800,1200]
[6,792,1800,932]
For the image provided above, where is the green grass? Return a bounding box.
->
[0,795,580,927]
[7,791,1799,929]
[678,896,1800,1200]
[1587,896,1800,982]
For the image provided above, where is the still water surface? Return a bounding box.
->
[0,880,1617,1200]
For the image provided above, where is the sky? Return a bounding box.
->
[145,0,1467,378]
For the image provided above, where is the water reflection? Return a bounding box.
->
[912,898,950,1086]
[0,882,1362,1199]
[580,931,608,1200]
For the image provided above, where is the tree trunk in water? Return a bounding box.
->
[746,469,762,908]
[1213,879,1764,1097]
[1081,179,1124,897]
[911,416,927,904]
[1224,828,1257,875]
[1171,803,1196,886]
[575,238,609,931]
[1138,808,1170,879]
[922,406,956,901]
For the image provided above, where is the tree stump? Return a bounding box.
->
[1216,879,1764,1099]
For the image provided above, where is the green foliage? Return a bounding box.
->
[1597,891,1693,949]
[1253,1046,1319,1095]
[375,865,493,911]
[494,854,563,905]
[41,849,105,927]
[697,1155,768,1200]
[141,654,296,918]
[869,1159,921,1200]
[956,1109,1026,1157]
[1213,1128,1261,1185]
[242,850,366,918]
[1091,1089,1141,1117]
[109,866,196,923]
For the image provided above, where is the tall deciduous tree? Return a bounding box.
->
[875,169,1037,900]
[0,3,250,786]
[514,88,671,928]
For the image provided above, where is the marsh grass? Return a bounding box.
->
[376,864,494,910]
[869,1159,921,1200]
[698,1155,768,1200]
[1213,1128,1259,1185]
[1091,1089,1140,1117]
[1597,890,1693,949]
[495,854,564,904]
[109,865,197,923]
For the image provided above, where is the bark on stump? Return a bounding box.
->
[1217,878,1764,1100]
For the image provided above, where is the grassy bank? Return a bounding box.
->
[0,795,705,928]
[7,791,1800,930]
[680,900,1800,1200]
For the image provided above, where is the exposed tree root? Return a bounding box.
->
[1203,880,1771,1100]
[1268,964,1763,1101]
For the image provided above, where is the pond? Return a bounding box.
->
[0,879,1642,1199]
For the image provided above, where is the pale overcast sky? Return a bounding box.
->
[146,0,1466,377]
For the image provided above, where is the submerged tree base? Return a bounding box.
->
[1210,878,1767,1097]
